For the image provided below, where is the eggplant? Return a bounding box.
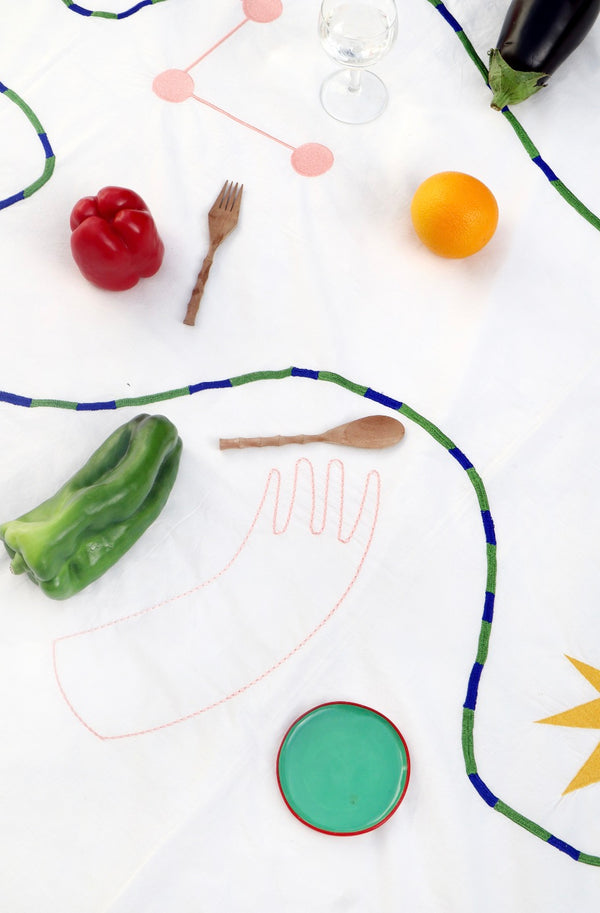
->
[488,0,600,109]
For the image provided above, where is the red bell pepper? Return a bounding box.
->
[70,186,164,291]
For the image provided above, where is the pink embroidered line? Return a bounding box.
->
[53,459,381,740]
[271,458,373,543]
[150,5,334,176]
[191,94,295,150]
[184,18,249,72]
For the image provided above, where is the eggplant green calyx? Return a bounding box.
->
[488,48,548,109]
[0,413,182,600]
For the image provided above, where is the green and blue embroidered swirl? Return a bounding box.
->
[0,81,55,211]
[60,0,168,19]
[0,365,598,864]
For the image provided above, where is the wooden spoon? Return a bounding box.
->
[219,415,405,451]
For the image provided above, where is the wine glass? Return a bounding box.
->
[318,0,398,124]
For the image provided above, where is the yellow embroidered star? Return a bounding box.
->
[538,656,600,794]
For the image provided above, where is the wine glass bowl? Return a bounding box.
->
[318,0,398,124]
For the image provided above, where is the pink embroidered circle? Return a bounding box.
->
[243,0,283,22]
[291,143,334,177]
[152,69,195,102]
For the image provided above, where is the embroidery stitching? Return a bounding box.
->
[1,367,598,862]
[0,81,55,211]
[60,0,168,19]
[151,2,334,176]
[53,458,380,739]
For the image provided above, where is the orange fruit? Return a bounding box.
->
[410,171,498,258]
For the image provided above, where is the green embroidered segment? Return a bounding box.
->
[114,386,190,408]
[500,108,540,158]
[24,156,57,197]
[229,368,294,386]
[494,800,553,841]
[475,619,493,665]
[486,543,497,593]
[3,88,44,133]
[30,398,79,410]
[550,178,600,231]
[466,467,490,512]
[318,371,369,397]
[462,708,477,774]
[455,29,489,82]
[578,853,600,867]
[398,404,456,450]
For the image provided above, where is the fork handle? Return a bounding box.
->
[183,244,216,326]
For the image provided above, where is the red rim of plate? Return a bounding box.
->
[276,700,411,836]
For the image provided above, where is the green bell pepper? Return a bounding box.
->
[0,413,182,600]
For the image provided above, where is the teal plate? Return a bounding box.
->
[277,701,410,835]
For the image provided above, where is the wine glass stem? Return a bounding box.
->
[348,68,362,93]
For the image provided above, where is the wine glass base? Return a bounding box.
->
[320,69,389,124]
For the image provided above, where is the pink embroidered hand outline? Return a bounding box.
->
[53,458,381,739]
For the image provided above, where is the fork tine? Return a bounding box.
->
[212,180,243,212]
[226,182,237,209]
[214,180,230,210]
[231,183,243,214]
[223,182,238,211]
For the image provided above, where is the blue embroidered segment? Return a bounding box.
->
[364,388,402,410]
[469,773,499,808]
[0,390,32,407]
[481,509,496,545]
[482,591,495,623]
[435,2,462,31]
[39,133,53,158]
[117,0,152,15]
[76,400,117,411]
[291,367,319,379]
[188,378,233,394]
[547,835,581,861]
[0,82,7,93]
[449,446,473,470]
[464,661,483,710]
[69,4,93,14]
[0,191,26,211]
[532,155,559,182]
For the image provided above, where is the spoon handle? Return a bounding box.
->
[219,434,321,450]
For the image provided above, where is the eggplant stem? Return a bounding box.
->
[488,48,548,109]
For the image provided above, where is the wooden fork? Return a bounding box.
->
[183,180,243,326]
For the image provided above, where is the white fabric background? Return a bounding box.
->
[1,0,600,910]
